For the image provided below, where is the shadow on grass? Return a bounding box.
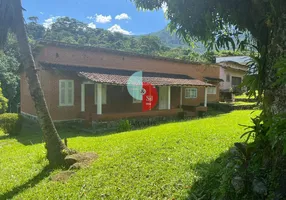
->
[11,109,231,146]
[0,165,52,200]
[186,151,231,200]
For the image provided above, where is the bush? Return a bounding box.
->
[0,113,23,136]
[208,102,233,112]
[0,84,8,114]
[177,111,186,120]
[117,119,131,133]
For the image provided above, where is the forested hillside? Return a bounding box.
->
[149,28,206,53]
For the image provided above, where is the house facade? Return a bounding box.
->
[21,41,221,122]
[216,56,249,92]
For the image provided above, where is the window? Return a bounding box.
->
[226,74,230,82]
[207,87,217,95]
[231,76,242,87]
[185,88,197,98]
[94,84,107,104]
[59,80,74,106]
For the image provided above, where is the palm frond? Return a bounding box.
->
[0,0,16,48]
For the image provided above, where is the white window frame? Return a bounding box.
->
[207,86,217,95]
[59,80,74,106]
[94,84,107,105]
[185,88,197,99]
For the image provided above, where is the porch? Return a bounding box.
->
[79,82,210,122]
[41,62,213,122]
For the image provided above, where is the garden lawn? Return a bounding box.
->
[0,110,259,199]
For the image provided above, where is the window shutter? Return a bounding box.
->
[67,81,73,105]
[60,81,66,105]
[59,80,74,106]
[192,88,197,98]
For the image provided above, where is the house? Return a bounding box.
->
[20,41,221,123]
[216,56,250,92]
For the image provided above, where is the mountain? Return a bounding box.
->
[148,28,207,54]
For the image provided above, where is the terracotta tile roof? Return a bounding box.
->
[204,77,224,82]
[79,72,211,87]
[40,62,212,87]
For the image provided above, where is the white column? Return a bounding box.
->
[180,87,183,108]
[97,83,102,115]
[167,86,171,110]
[81,84,85,112]
[204,87,208,107]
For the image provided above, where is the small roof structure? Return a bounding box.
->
[216,56,250,72]
[40,62,212,87]
[216,56,251,65]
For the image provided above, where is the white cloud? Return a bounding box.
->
[108,24,132,35]
[115,13,131,20]
[87,14,112,23]
[43,16,61,29]
[40,12,44,15]
[95,14,112,23]
[87,22,96,29]
[161,2,168,13]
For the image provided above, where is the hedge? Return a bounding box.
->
[0,113,23,136]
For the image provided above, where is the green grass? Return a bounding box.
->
[220,101,257,106]
[235,92,258,100]
[0,110,260,199]
[233,101,256,106]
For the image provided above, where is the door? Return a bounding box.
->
[159,86,168,110]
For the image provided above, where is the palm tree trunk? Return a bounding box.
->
[13,0,74,167]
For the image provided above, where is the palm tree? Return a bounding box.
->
[0,0,75,166]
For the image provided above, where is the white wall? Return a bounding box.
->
[220,68,245,91]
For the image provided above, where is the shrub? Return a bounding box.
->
[208,102,233,112]
[0,84,8,114]
[177,111,186,120]
[117,119,131,133]
[0,113,23,136]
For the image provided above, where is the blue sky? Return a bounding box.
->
[22,0,168,35]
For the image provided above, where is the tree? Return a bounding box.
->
[0,83,8,114]
[26,20,45,40]
[0,0,75,167]
[0,53,20,112]
[138,35,162,55]
[131,0,286,198]
[28,16,38,24]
